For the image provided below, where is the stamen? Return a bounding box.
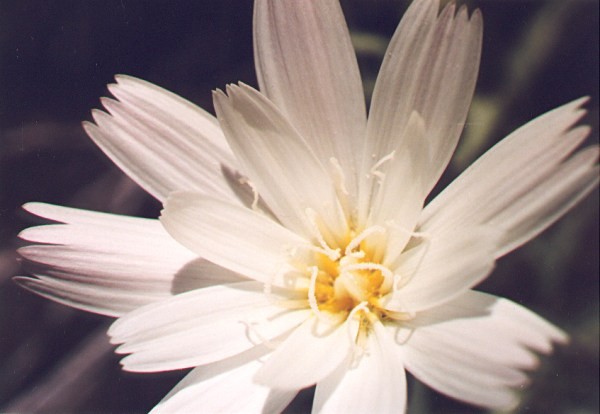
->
[260,271,309,310]
[347,250,366,259]
[329,157,349,195]
[343,262,394,282]
[240,319,278,349]
[385,219,431,239]
[346,301,369,344]
[330,157,354,225]
[303,244,342,261]
[264,260,287,294]
[394,238,432,290]
[345,225,386,255]
[384,309,416,321]
[285,246,307,269]
[369,150,395,183]
[305,208,341,261]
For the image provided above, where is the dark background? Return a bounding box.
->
[1,1,598,413]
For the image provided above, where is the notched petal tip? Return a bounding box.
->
[224,83,236,95]
[553,329,570,347]
[105,82,119,97]
[16,231,40,247]
[211,88,225,98]
[81,119,96,131]
[113,73,150,88]
[211,88,234,113]
[20,202,67,227]
[107,309,148,343]
[113,73,129,83]
[566,96,591,125]
[12,277,59,305]
[538,320,569,349]
[438,0,481,21]
[470,7,483,21]
[12,275,33,288]
[465,8,484,40]
[90,107,110,124]
[405,0,438,20]
[12,276,55,299]
[99,96,118,111]
[223,82,251,100]
[21,201,46,216]
[237,81,255,93]
[113,341,131,353]
[573,95,591,107]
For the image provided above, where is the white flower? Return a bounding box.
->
[17,0,599,413]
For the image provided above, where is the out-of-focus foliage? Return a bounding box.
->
[1,1,597,413]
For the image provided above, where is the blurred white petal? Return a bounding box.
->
[254,316,357,390]
[213,84,347,239]
[362,0,482,208]
[397,290,567,410]
[18,203,242,316]
[15,275,159,317]
[422,98,599,256]
[151,346,296,414]
[313,321,406,414]
[160,192,310,288]
[85,75,239,203]
[368,112,428,259]
[384,227,500,313]
[109,282,309,372]
[254,0,366,204]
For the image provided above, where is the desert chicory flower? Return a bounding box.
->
[17,0,599,413]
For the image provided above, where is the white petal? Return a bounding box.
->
[160,192,310,289]
[84,75,240,202]
[421,98,599,257]
[15,275,157,316]
[254,316,357,390]
[109,282,310,372]
[397,290,567,410]
[18,203,241,317]
[212,83,347,241]
[363,0,482,199]
[151,346,297,414]
[383,227,500,313]
[313,321,407,414]
[254,0,367,203]
[367,112,429,258]
[489,148,598,255]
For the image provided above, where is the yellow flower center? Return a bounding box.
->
[307,226,394,321]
